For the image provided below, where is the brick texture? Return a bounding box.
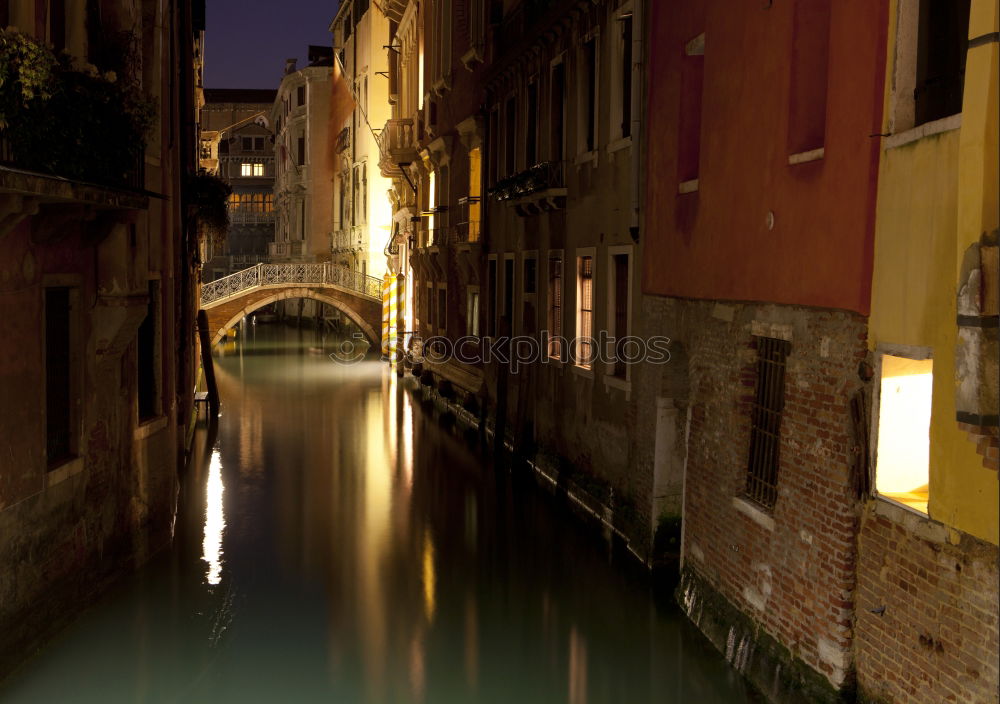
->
[856,502,1000,704]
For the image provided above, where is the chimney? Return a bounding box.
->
[285,58,298,75]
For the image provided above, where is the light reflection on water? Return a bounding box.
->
[1,324,760,704]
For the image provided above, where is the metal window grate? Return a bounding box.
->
[745,336,791,509]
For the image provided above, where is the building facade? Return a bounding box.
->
[855,0,998,701]
[200,88,277,279]
[330,0,394,282]
[271,48,334,262]
[641,0,998,702]
[0,0,200,678]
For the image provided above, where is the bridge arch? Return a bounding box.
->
[209,287,380,348]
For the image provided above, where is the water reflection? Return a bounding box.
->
[202,451,226,586]
[1,325,760,704]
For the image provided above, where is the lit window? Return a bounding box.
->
[240,163,264,177]
[575,255,594,369]
[875,353,932,514]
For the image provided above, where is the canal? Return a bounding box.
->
[2,324,759,703]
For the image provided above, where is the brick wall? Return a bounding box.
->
[856,499,1000,704]
[640,295,869,696]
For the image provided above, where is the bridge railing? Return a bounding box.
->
[200,262,383,307]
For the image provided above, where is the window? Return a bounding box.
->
[581,37,598,153]
[503,255,515,328]
[241,162,264,177]
[297,136,305,165]
[0,0,8,29]
[547,254,563,360]
[787,0,831,155]
[467,148,482,242]
[137,280,161,421]
[744,336,791,510]
[526,81,538,167]
[551,60,566,161]
[522,255,537,334]
[49,0,66,52]
[437,285,447,333]
[891,0,971,132]
[608,249,631,378]
[488,107,499,185]
[505,96,517,176]
[242,136,253,151]
[620,14,632,138]
[875,352,932,514]
[914,0,970,126]
[362,163,368,222]
[575,255,595,369]
[45,286,77,468]
[467,288,480,337]
[487,257,498,337]
[678,33,705,187]
[297,85,306,106]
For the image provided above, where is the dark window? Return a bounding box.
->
[437,288,447,330]
[526,82,538,167]
[45,287,73,467]
[915,0,970,126]
[255,136,265,150]
[550,62,565,162]
[219,139,229,154]
[50,0,66,52]
[745,336,791,510]
[505,97,517,176]
[678,37,705,183]
[137,280,160,421]
[488,107,499,186]
[488,259,498,336]
[523,257,537,294]
[297,136,305,165]
[583,38,597,152]
[297,85,306,106]
[787,0,831,154]
[621,16,633,138]
[0,0,9,29]
[503,258,514,322]
[547,257,563,359]
[612,254,629,378]
[242,136,253,151]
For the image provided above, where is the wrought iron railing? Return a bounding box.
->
[1,129,145,191]
[200,262,382,306]
[488,160,565,201]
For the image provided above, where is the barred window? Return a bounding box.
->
[547,256,563,359]
[576,256,594,369]
[745,336,791,509]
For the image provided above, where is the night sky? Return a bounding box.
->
[204,0,340,89]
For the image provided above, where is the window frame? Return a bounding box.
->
[43,278,82,472]
[546,250,565,363]
[605,244,633,385]
[573,247,597,376]
[577,30,601,158]
[743,334,792,511]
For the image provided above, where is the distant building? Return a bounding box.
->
[329,1,394,282]
[271,47,334,262]
[200,89,278,279]
[0,0,200,678]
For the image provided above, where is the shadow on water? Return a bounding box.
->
[1,324,761,704]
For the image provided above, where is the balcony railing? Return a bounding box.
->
[229,210,276,225]
[1,129,145,192]
[487,161,565,202]
[378,119,418,178]
[454,220,481,244]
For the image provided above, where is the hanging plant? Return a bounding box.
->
[185,169,232,244]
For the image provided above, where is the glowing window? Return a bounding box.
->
[875,353,932,514]
[240,162,264,177]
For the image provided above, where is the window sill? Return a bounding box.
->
[134,415,168,441]
[603,374,631,398]
[607,136,632,154]
[788,147,825,165]
[47,456,85,489]
[732,496,775,531]
[885,113,962,150]
[572,364,594,380]
[678,179,699,194]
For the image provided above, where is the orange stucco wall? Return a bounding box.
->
[642,0,887,315]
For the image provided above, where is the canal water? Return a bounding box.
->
[2,324,759,704]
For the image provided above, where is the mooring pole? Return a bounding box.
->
[196,309,220,417]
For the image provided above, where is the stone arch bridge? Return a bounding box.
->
[200,263,383,346]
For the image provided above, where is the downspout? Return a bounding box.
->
[628,0,644,242]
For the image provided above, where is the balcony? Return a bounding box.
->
[378,119,419,178]
[229,210,276,225]
[331,227,364,253]
[487,161,566,216]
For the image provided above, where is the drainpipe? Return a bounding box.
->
[628,0,644,242]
